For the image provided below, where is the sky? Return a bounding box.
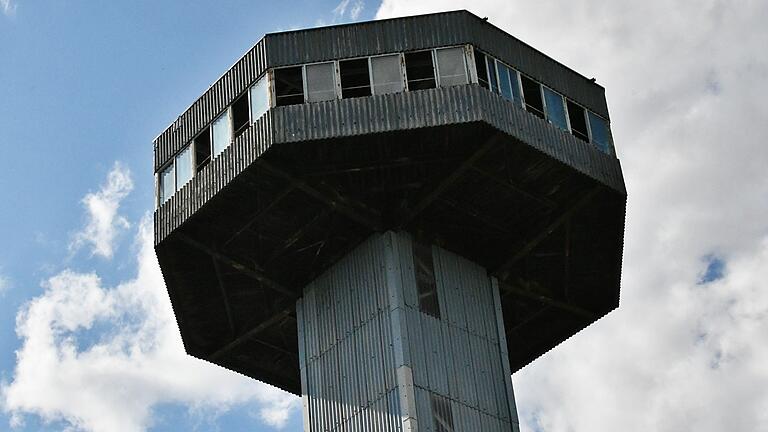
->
[1,0,767,431]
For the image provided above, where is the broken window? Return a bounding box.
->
[274,66,304,106]
[588,111,611,154]
[194,126,211,172]
[370,54,404,95]
[435,47,468,87]
[497,62,522,107]
[413,241,440,318]
[405,51,436,90]
[339,58,371,98]
[521,75,545,119]
[175,144,194,189]
[566,100,589,142]
[159,163,175,205]
[250,75,270,121]
[231,93,250,138]
[486,57,499,93]
[211,111,231,157]
[543,86,568,131]
[430,394,455,432]
[306,62,337,103]
[474,50,489,89]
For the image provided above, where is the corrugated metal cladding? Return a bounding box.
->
[297,231,520,432]
[271,85,623,192]
[266,10,607,117]
[154,10,608,172]
[153,114,272,245]
[154,84,623,244]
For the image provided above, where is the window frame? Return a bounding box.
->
[368,52,406,96]
[339,56,373,99]
[403,49,437,91]
[433,46,469,88]
[541,85,571,132]
[302,60,341,103]
[249,73,271,122]
[272,65,306,106]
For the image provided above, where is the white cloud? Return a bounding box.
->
[1,217,299,432]
[333,0,364,22]
[1,0,16,17]
[374,1,768,431]
[70,163,133,259]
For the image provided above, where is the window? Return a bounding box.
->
[159,163,175,205]
[486,57,499,93]
[588,111,611,154]
[430,394,454,432]
[211,111,231,157]
[521,75,544,119]
[435,47,468,87]
[274,67,304,106]
[250,75,270,121]
[566,100,589,142]
[543,87,568,131]
[194,127,211,172]
[497,62,522,107]
[339,58,371,98]
[370,54,404,95]
[405,51,436,91]
[175,145,194,189]
[305,62,337,103]
[231,93,250,138]
[474,50,489,89]
[413,241,440,318]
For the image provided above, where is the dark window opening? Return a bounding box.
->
[405,51,436,91]
[274,67,304,106]
[339,58,371,98]
[194,126,211,172]
[487,57,499,93]
[567,100,589,142]
[430,394,455,432]
[521,75,545,119]
[475,51,489,89]
[231,94,250,138]
[414,241,440,318]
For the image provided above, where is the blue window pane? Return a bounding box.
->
[498,63,513,101]
[543,87,568,131]
[159,163,175,204]
[175,145,193,189]
[250,76,269,121]
[487,58,499,93]
[588,111,611,154]
[211,111,231,157]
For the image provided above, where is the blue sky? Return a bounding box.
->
[3,1,768,431]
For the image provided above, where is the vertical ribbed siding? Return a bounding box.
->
[298,231,519,431]
[154,38,268,172]
[154,11,609,173]
[153,113,273,245]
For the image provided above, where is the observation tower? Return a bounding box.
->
[154,10,626,432]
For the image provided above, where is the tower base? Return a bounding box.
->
[297,231,520,432]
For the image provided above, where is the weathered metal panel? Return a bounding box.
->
[154,10,609,173]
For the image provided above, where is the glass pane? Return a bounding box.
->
[487,58,499,93]
[405,51,436,90]
[509,68,522,106]
[250,76,269,121]
[175,145,193,189]
[340,58,371,98]
[543,87,568,131]
[306,62,336,103]
[588,111,611,153]
[436,47,468,87]
[160,163,175,204]
[474,50,489,89]
[370,54,403,95]
[211,111,231,157]
[498,63,514,101]
[274,67,304,106]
